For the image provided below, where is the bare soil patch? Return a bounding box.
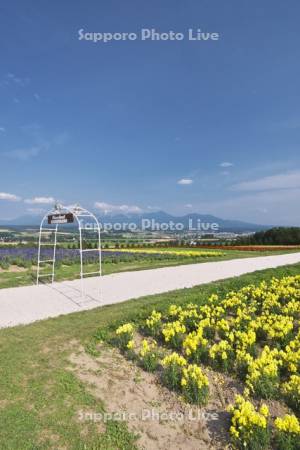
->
[0,265,27,273]
[69,344,240,450]
[69,341,292,449]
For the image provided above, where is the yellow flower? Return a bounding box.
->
[259,404,269,417]
[181,377,187,387]
[140,339,157,357]
[116,323,134,335]
[169,304,182,317]
[246,346,280,394]
[181,364,209,389]
[274,414,300,434]
[126,340,134,350]
[209,340,232,362]
[162,321,186,343]
[182,330,208,357]
[161,352,187,367]
[229,394,268,444]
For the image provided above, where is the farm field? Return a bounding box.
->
[0,246,299,289]
[0,263,299,449]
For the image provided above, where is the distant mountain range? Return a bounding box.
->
[0,210,271,233]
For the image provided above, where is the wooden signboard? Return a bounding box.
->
[48,213,74,224]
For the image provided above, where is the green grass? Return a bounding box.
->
[0,262,300,449]
[0,248,298,289]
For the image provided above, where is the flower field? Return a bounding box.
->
[0,246,224,269]
[0,247,128,268]
[106,248,224,257]
[115,274,300,449]
[0,247,142,263]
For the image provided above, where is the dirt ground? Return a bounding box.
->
[0,265,28,273]
[69,340,292,450]
[69,343,243,450]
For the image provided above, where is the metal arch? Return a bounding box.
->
[36,204,102,299]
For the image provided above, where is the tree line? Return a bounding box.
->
[236,227,300,245]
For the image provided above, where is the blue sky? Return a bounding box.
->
[0,0,300,225]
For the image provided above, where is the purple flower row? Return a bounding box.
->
[0,247,160,263]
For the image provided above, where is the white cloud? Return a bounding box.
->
[177,178,193,185]
[3,124,67,162]
[147,205,160,210]
[219,162,234,168]
[25,197,55,205]
[33,93,40,101]
[27,208,45,215]
[94,202,142,215]
[0,192,21,201]
[232,170,300,192]
[4,146,42,161]
[185,203,193,208]
[190,188,300,225]
[0,127,5,132]
[4,73,30,87]
[20,123,42,134]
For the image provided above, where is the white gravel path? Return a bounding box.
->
[1,252,300,329]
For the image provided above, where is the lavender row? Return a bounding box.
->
[0,247,167,264]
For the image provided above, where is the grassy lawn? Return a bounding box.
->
[0,247,299,289]
[0,262,300,449]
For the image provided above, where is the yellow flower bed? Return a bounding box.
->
[115,274,300,448]
[107,248,224,257]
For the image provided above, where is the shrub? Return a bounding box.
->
[280,333,300,375]
[209,340,234,372]
[235,349,254,380]
[144,310,162,337]
[181,364,209,405]
[274,414,300,450]
[0,260,10,270]
[228,395,270,450]
[281,375,300,414]
[162,320,186,349]
[139,339,159,372]
[178,305,199,332]
[161,352,187,390]
[182,330,209,363]
[115,323,134,351]
[256,314,294,345]
[246,346,280,399]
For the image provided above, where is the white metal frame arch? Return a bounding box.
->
[37,203,102,298]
